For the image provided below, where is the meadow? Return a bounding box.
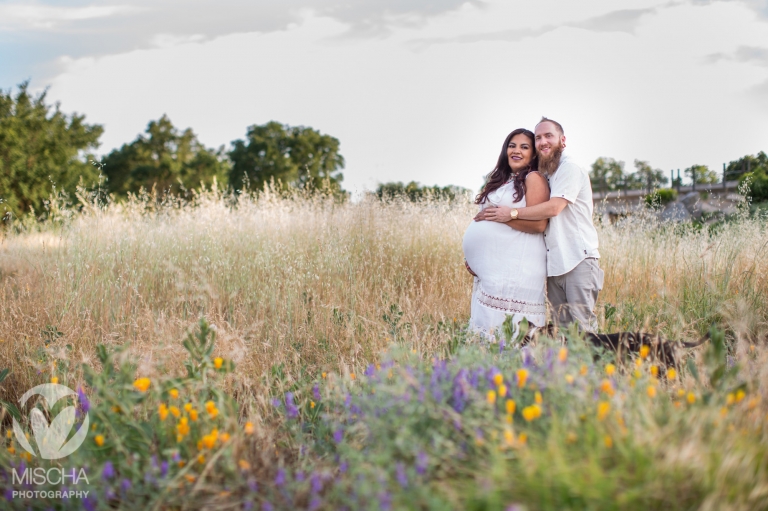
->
[0,188,767,510]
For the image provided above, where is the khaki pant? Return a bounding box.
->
[547,258,604,332]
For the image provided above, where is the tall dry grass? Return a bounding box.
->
[0,190,766,403]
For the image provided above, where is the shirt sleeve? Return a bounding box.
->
[549,163,582,204]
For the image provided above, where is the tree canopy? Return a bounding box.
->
[101,115,228,197]
[0,82,103,219]
[726,151,768,181]
[684,164,720,185]
[589,157,626,192]
[228,121,344,193]
[374,181,471,201]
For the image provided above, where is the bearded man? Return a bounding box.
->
[507,117,603,331]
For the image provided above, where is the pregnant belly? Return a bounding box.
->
[462,220,511,278]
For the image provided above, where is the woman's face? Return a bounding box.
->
[507,133,534,172]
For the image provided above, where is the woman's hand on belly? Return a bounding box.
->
[474,206,512,223]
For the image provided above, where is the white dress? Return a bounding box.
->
[462,179,547,339]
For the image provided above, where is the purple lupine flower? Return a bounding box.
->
[243,501,254,511]
[310,473,323,493]
[309,496,322,511]
[151,455,159,471]
[396,463,408,488]
[416,451,428,475]
[160,461,168,478]
[295,471,305,482]
[248,478,258,492]
[285,392,299,419]
[499,340,506,354]
[340,461,348,473]
[275,469,286,487]
[521,347,534,367]
[262,502,273,511]
[350,403,362,415]
[379,491,392,511]
[121,478,131,492]
[83,496,97,511]
[344,394,352,409]
[333,428,344,444]
[172,452,181,462]
[78,387,90,413]
[364,364,375,376]
[313,384,321,401]
[4,489,12,501]
[450,369,467,413]
[102,461,115,480]
[271,398,281,408]
[106,489,116,500]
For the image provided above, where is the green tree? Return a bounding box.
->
[589,157,626,192]
[375,181,470,201]
[725,151,768,181]
[0,82,103,219]
[684,164,720,185]
[632,159,668,192]
[228,121,345,192]
[101,115,228,197]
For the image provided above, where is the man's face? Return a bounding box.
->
[534,121,566,160]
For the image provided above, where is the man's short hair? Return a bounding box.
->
[536,116,564,135]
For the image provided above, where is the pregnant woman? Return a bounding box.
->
[462,128,550,339]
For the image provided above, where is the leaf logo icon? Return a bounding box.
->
[12,384,90,460]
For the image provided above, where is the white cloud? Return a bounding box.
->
[0,4,138,30]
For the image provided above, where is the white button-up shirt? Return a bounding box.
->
[544,152,600,277]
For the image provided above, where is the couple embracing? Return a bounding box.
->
[462,117,604,340]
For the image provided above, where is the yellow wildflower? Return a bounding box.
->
[133,378,151,392]
[169,389,179,399]
[506,399,516,415]
[169,406,180,418]
[535,391,543,404]
[7,446,15,455]
[579,365,588,376]
[184,403,193,412]
[205,400,219,419]
[493,374,504,387]
[516,369,528,388]
[633,369,641,379]
[667,368,676,380]
[518,432,528,445]
[597,401,610,421]
[158,404,169,421]
[350,373,356,380]
[640,345,650,359]
[197,454,206,464]
[177,417,190,437]
[202,429,218,449]
[498,384,508,398]
[735,390,746,403]
[506,414,513,424]
[214,357,223,369]
[605,364,615,376]
[504,429,515,446]
[487,390,497,405]
[522,404,542,422]
[558,347,568,362]
[565,374,574,384]
[604,435,613,448]
[244,422,255,435]
[189,409,199,421]
[51,376,59,384]
[185,474,196,483]
[178,460,186,468]
[310,401,316,409]
[677,388,686,397]
[686,392,696,404]
[220,432,230,442]
[95,435,104,447]
[720,407,728,417]
[647,385,657,398]
[650,365,659,378]
[600,379,615,396]
[238,459,251,471]
[726,393,735,405]
[322,372,327,379]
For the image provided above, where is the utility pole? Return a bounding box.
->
[723,163,727,190]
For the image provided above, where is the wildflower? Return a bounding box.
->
[322,372,327,379]
[506,399,516,415]
[133,378,151,392]
[333,428,344,444]
[197,454,205,464]
[7,446,14,455]
[158,404,169,421]
[534,391,543,404]
[522,405,541,422]
[735,390,746,403]
[686,392,696,404]
[600,379,615,396]
[639,345,650,359]
[416,452,428,475]
[498,384,508,398]
[604,435,613,448]
[667,368,677,380]
[605,364,615,376]
[285,392,299,419]
[647,385,657,398]
[650,365,659,378]
[678,388,686,398]
[275,469,286,487]
[95,435,104,447]
[579,365,588,376]
[350,373,356,380]
[169,406,181,418]
[566,432,577,444]
[205,400,219,419]
[597,401,610,421]
[310,401,316,409]
[635,358,643,368]
[184,403,193,412]
[313,384,321,401]
[214,357,223,369]
[493,373,504,387]
[396,462,408,488]
[747,396,761,410]
[177,417,190,438]
[504,429,515,446]
[720,407,728,417]
[558,347,568,362]
[487,390,497,405]
[51,376,59,384]
[112,405,122,414]
[726,393,735,405]
[202,429,219,449]
[516,369,528,388]
[244,422,255,435]
[239,459,251,471]
[169,389,179,399]
[184,474,196,483]
[518,432,528,444]
[189,409,198,421]
[565,374,574,384]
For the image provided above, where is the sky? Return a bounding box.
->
[2,0,768,195]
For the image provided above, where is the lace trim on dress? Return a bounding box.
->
[477,288,547,315]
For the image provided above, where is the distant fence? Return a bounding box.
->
[592,181,742,204]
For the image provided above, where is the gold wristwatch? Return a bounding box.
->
[510,209,519,220]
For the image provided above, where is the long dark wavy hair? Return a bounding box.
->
[475,128,538,205]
